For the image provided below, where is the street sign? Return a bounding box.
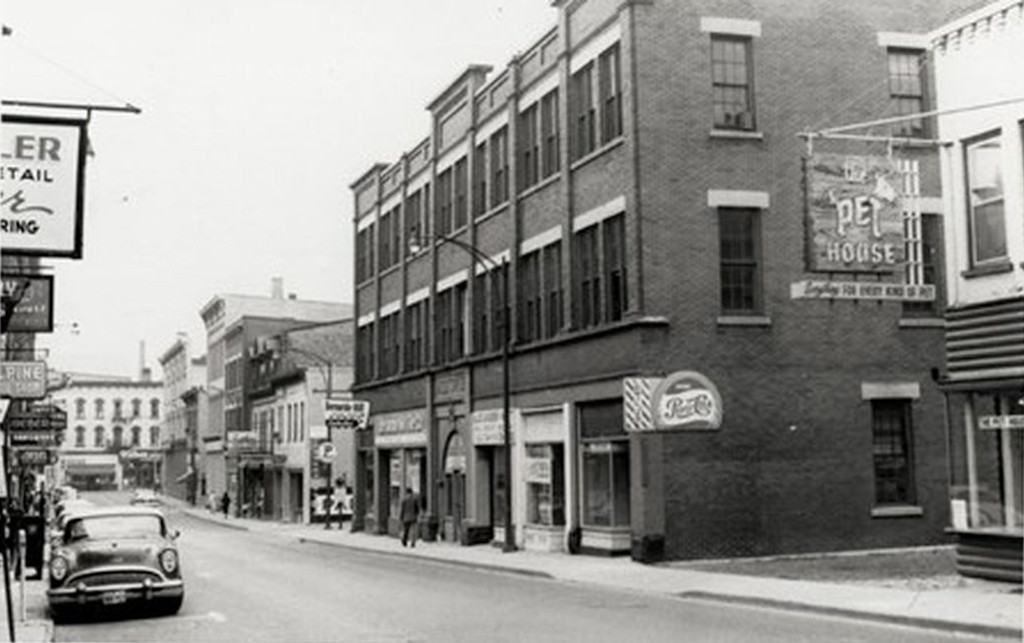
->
[7,430,60,446]
[15,449,56,466]
[0,360,47,399]
[324,398,370,429]
[315,442,337,463]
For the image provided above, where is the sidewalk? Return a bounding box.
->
[0,572,54,643]
[168,497,1022,640]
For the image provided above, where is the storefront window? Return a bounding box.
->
[389,452,402,519]
[525,444,565,526]
[493,447,508,527]
[363,451,374,518]
[960,392,1024,532]
[579,399,630,528]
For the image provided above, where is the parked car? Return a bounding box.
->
[130,488,160,507]
[47,506,184,622]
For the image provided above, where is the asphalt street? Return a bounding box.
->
[53,492,1000,643]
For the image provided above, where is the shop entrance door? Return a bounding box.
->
[443,432,467,542]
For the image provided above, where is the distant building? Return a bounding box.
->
[350,0,981,560]
[198,277,352,517]
[51,372,163,491]
[158,334,207,504]
[929,0,1024,582]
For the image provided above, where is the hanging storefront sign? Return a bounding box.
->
[1,117,87,258]
[0,360,47,399]
[805,153,904,273]
[624,372,723,432]
[324,398,370,429]
[1,274,54,332]
[790,280,935,301]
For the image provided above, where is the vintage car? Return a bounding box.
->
[47,506,184,622]
[130,488,160,507]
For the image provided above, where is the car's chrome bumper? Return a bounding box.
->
[48,579,184,606]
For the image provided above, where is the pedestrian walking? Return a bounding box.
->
[220,491,230,518]
[399,487,420,548]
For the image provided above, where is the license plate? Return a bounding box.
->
[101,590,127,605]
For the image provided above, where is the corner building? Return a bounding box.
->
[350,0,978,560]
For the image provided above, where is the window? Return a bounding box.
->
[543,241,563,338]
[404,301,426,372]
[903,214,941,316]
[888,49,926,138]
[525,443,565,526]
[435,283,467,363]
[519,104,540,190]
[473,142,488,217]
[719,207,762,314]
[604,215,627,322]
[598,44,622,144]
[75,426,85,448]
[454,159,468,230]
[490,265,508,352]
[871,399,916,506]
[965,134,1007,266]
[541,89,561,178]
[94,426,104,447]
[570,62,597,159]
[113,399,123,419]
[95,399,105,419]
[378,313,400,377]
[405,191,422,258]
[473,272,490,354]
[579,400,630,527]
[436,168,453,237]
[75,398,86,419]
[357,323,375,381]
[131,426,141,447]
[150,426,159,447]
[518,250,542,343]
[378,205,401,270]
[113,426,124,448]
[711,35,755,130]
[356,224,375,282]
[490,127,509,208]
[378,210,393,271]
[131,398,141,418]
[150,399,160,419]
[574,225,600,328]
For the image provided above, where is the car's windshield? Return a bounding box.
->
[66,515,165,541]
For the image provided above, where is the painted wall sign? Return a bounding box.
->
[1,117,87,258]
[2,274,54,332]
[806,154,904,273]
[651,371,723,431]
[790,280,935,301]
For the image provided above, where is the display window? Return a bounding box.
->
[525,443,565,526]
[578,399,630,528]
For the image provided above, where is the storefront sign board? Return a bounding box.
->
[324,398,369,429]
[471,408,518,445]
[1,117,87,258]
[805,153,904,273]
[790,280,935,301]
[375,410,427,447]
[978,415,1024,430]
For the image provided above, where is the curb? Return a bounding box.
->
[677,591,1024,641]
[179,509,250,532]
[296,536,555,581]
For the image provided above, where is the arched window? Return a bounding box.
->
[75,426,86,448]
[149,426,159,447]
[132,398,142,418]
[113,398,124,419]
[75,399,86,419]
[94,399,105,419]
[94,427,105,447]
[113,426,124,448]
[131,426,141,447]
[150,398,160,419]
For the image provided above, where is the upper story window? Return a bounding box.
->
[378,205,402,271]
[490,127,509,208]
[965,133,1007,267]
[75,426,85,448]
[598,44,622,144]
[872,399,916,507]
[473,142,488,217]
[113,398,123,419]
[887,49,926,138]
[131,426,141,447]
[404,300,427,373]
[710,35,755,131]
[113,426,124,448]
[356,323,375,383]
[573,213,627,329]
[903,214,942,317]
[75,398,86,419]
[94,426,104,447]
[454,158,468,230]
[436,167,454,237]
[541,89,561,179]
[571,62,597,159]
[150,426,159,447]
[378,312,401,378]
[131,398,141,418]
[435,283,468,364]
[719,207,763,314]
[150,398,160,419]
[356,223,376,282]
[519,103,540,190]
[94,399,105,419]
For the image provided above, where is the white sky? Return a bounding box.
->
[2,1,557,378]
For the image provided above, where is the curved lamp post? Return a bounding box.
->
[410,235,516,553]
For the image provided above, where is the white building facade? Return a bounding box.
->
[931,0,1024,582]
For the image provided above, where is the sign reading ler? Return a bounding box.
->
[806,154,904,273]
[0,360,47,399]
[1,118,86,258]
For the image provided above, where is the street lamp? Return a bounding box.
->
[273,337,338,530]
[409,236,516,553]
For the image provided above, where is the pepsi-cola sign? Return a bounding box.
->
[651,371,723,431]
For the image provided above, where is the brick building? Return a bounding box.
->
[349,0,979,560]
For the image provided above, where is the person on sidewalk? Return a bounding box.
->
[220,491,231,518]
[399,487,420,548]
